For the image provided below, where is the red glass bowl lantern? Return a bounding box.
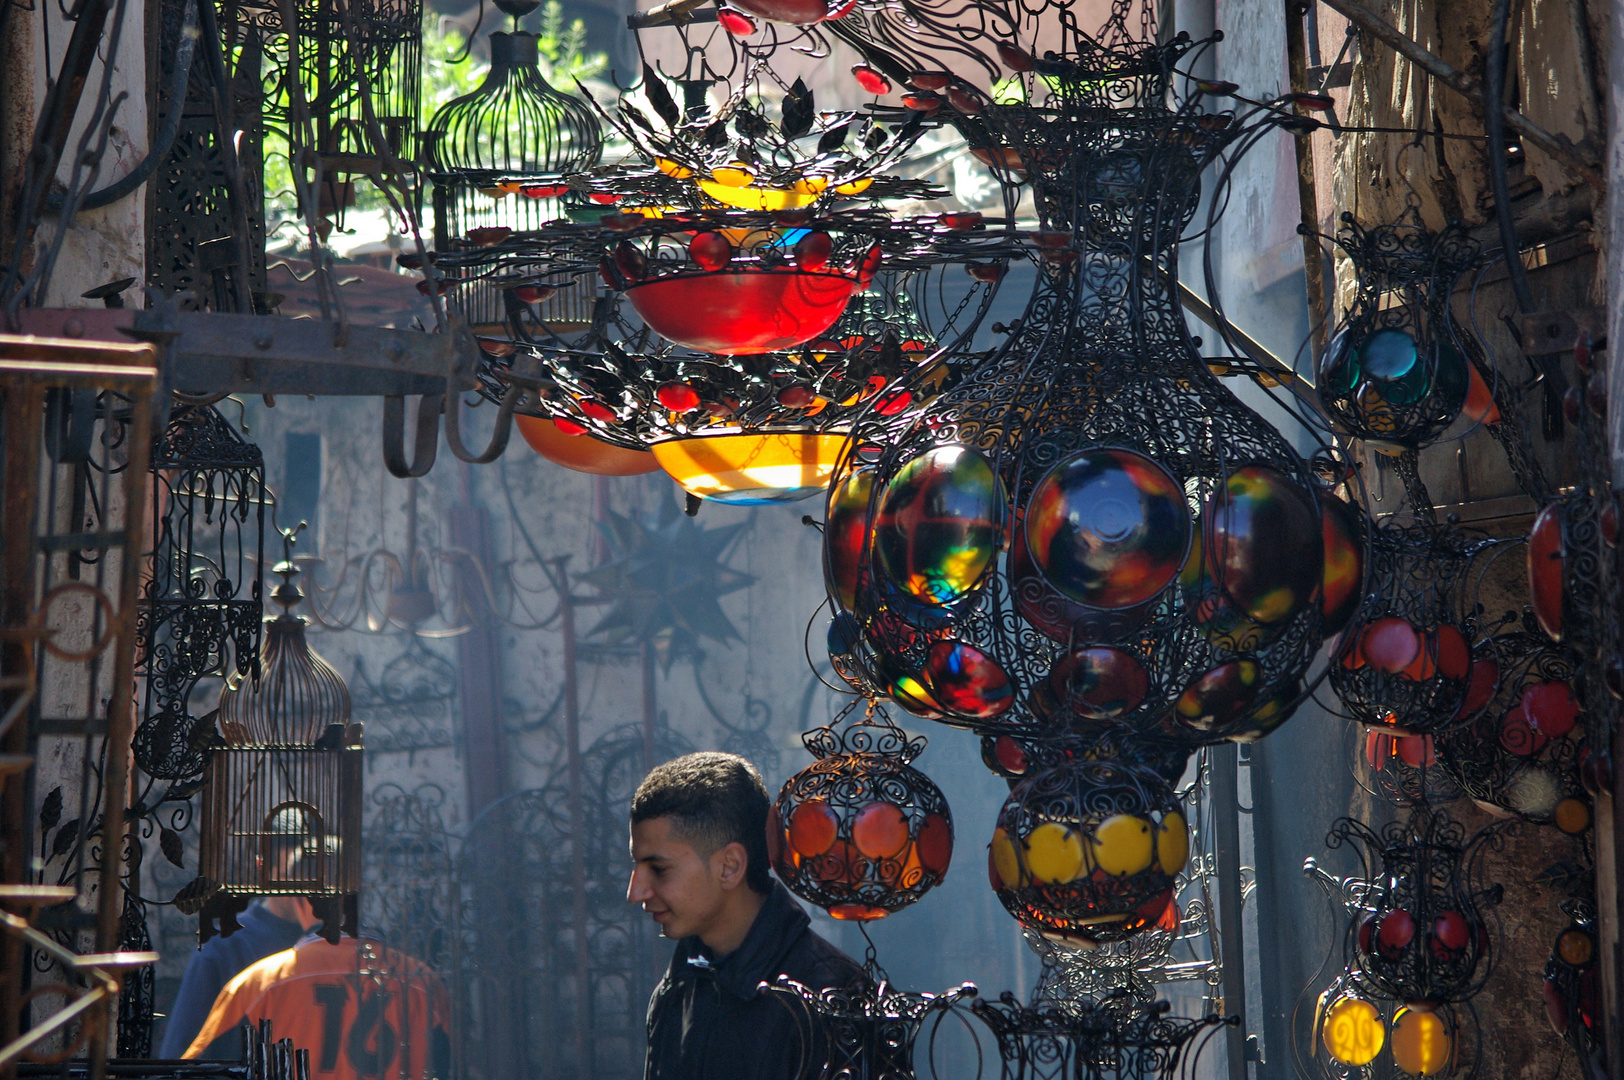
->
[626,270,858,355]
[1543,903,1599,1057]
[1330,521,1484,736]
[514,414,661,475]
[1331,808,1502,1007]
[769,711,953,921]
[988,758,1188,948]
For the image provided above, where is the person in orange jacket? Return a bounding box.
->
[183,935,452,1080]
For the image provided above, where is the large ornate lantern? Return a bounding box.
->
[200,527,360,942]
[816,35,1342,750]
[769,705,953,921]
[454,59,1019,505]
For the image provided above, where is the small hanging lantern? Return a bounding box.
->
[200,526,361,943]
[1314,214,1495,449]
[1434,629,1590,829]
[1330,521,1488,737]
[989,758,1188,949]
[769,704,953,921]
[1327,807,1502,1009]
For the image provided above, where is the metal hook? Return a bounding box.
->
[382,393,443,478]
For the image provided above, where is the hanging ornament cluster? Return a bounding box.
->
[1313,214,1498,449]
[769,705,953,920]
[1542,899,1599,1057]
[1432,629,1591,830]
[448,59,1018,504]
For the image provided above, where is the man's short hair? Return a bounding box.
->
[631,752,773,894]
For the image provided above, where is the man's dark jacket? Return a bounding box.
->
[644,881,863,1080]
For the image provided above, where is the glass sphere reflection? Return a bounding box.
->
[874,446,1000,610]
[1025,449,1191,609]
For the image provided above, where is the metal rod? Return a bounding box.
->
[1285,0,1329,361]
[1211,744,1249,1080]
[555,558,591,1074]
[1314,0,1604,190]
[1484,0,1534,313]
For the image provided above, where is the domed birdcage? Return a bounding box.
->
[200,527,361,943]
[423,0,604,333]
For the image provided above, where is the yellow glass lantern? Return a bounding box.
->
[652,432,850,505]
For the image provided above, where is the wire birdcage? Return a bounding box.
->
[423,8,603,332]
[201,529,360,939]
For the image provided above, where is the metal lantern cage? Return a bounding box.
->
[200,536,361,940]
[422,4,604,334]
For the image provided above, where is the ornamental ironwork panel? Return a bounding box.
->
[134,403,265,782]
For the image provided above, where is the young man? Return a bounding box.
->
[628,752,863,1080]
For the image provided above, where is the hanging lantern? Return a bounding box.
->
[769,705,953,920]
[1433,630,1589,828]
[819,64,1340,750]
[1329,521,1486,736]
[453,58,1019,505]
[1327,807,1502,1008]
[200,527,360,943]
[988,757,1187,949]
[1542,901,1599,1054]
[1313,215,1491,448]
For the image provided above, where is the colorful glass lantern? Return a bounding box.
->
[514,414,660,475]
[989,758,1187,948]
[625,269,857,355]
[652,431,849,504]
[1313,215,1489,448]
[1327,807,1502,1007]
[811,26,1344,753]
[1434,630,1590,828]
[770,706,953,920]
[1329,521,1486,736]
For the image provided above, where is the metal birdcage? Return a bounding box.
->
[200,528,360,941]
[423,3,603,332]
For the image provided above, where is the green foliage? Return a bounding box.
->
[265,3,606,250]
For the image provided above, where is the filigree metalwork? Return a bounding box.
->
[770,703,953,919]
[992,758,1185,948]
[134,403,265,781]
[1323,807,1505,1007]
[819,70,1339,751]
[761,973,971,1080]
[944,990,1227,1080]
